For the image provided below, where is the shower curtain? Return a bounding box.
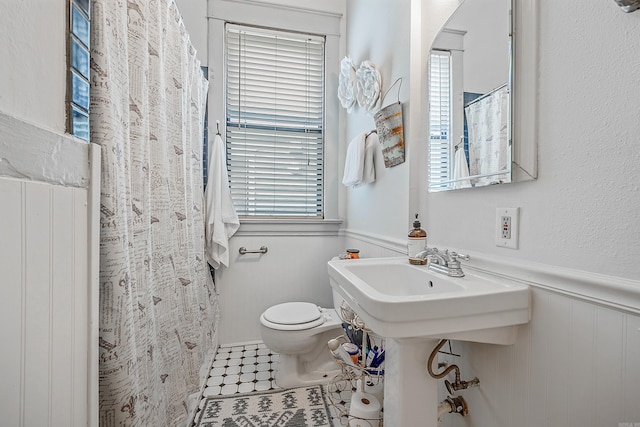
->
[465,84,510,186]
[90,1,218,425]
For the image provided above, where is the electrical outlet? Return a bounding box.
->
[496,207,519,249]
[501,216,511,239]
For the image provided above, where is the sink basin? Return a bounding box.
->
[328,257,530,343]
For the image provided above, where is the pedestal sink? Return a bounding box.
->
[327,257,530,426]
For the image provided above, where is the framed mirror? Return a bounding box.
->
[427,0,537,192]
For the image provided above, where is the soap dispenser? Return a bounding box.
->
[408,214,427,265]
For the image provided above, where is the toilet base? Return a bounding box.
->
[270,326,345,389]
[274,353,342,389]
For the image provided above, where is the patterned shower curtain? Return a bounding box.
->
[90,1,219,425]
[465,84,511,186]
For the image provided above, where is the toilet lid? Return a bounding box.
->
[263,302,322,325]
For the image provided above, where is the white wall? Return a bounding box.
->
[175,0,208,65]
[0,0,67,132]
[444,287,640,427]
[216,231,343,343]
[342,1,640,427]
[0,178,92,427]
[446,0,510,94]
[0,1,98,426]
[424,0,640,281]
[343,0,412,242]
[205,0,347,344]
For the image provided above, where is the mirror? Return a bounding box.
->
[427,0,535,191]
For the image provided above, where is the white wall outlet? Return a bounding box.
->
[496,207,519,249]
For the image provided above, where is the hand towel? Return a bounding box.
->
[359,132,378,186]
[342,132,367,187]
[453,145,471,189]
[204,134,240,269]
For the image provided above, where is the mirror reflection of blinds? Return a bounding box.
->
[429,51,452,188]
[225,24,325,217]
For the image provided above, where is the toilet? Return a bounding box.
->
[259,291,345,389]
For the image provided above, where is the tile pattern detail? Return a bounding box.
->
[194,342,353,426]
[204,343,279,397]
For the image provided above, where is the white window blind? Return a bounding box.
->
[429,51,452,188]
[225,24,325,217]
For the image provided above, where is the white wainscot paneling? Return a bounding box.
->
[0,178,90,427]
[342,230,640,427]
[216,233,344,344]
[441,288,640,427]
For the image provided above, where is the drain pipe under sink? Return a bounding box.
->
[438,395,469,417]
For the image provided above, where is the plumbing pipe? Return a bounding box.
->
[427,339,460,380]
[438,396,469,417]
[438,400,453,418]
[427,339,480,392]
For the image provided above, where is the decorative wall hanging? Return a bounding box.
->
[614,0,640,12]
[374,77,405,167]
[356,60,382,115]
[338,56,357,113]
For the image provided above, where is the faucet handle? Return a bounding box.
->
[450,251,470,261]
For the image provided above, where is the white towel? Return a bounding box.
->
[204,134,240,269]
[358,132,378,186]
[453,145,471,189]
[342,132,366,187]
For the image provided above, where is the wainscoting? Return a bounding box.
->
[0,114,99,427]
[215,225,343,344]
[343,230,640,427]
[0,179,91,426]
[452,287,640,427]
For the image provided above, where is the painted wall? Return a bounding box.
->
[446,0,510,94]
[343,1,640,427]
[0,1,97,426]
[342,0,412,243]
[346,0,640,281]
[424,0,640,281]
[215,232,343,343]
[0,0,67,132]
[443,287,640,427]
[205,0,347,344]
[175,0,208,65]
[0,179,92,427]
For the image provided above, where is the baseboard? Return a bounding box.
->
[185,334,220,427]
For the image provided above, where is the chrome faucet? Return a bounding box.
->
[414,247,470,277]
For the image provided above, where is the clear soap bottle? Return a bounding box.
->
[408,214,427,265]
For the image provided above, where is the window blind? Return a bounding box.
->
[428,51,452,188]
[225,24,325,217]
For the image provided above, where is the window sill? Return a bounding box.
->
[234,218,343,236]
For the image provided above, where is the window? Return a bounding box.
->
[225,24,325,218]
[67,0,91,141]
[428,51,452,188]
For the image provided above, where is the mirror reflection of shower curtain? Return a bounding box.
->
[91,1,218,426]
[465,85,510,186]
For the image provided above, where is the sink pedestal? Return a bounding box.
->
[384,337,440,426]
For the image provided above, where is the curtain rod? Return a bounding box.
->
[464,83,508,108]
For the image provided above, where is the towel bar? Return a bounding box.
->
[238,246,268,255]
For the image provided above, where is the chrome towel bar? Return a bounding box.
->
[238,246,268,255]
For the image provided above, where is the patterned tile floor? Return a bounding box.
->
[193,342,356,426]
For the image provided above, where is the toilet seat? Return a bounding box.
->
[261,302,326,331]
